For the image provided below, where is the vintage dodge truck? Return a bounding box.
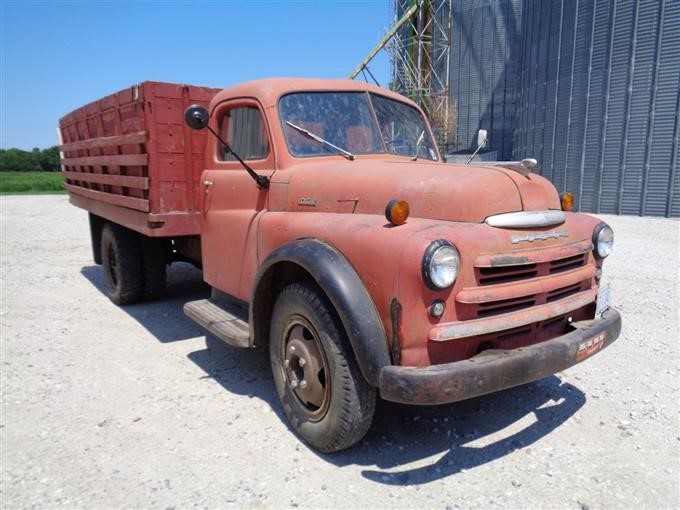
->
[59,79,621,452]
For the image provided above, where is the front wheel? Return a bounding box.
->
[269,282,376,452]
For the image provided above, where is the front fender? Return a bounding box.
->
[250,238,390,387]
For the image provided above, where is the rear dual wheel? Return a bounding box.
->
[270,282,376,452]
[140,236,167,300]
[101,223,166,305]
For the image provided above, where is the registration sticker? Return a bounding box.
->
[595,283,611,318]
[577,332,606,361]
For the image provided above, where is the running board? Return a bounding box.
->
[184,298,250,348]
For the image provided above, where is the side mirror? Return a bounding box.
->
[466,129,489,164]
[477,129,488,148]
[184,104,209,130]
[521,158,537,169]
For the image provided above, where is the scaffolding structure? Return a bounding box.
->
[350,0,455,152]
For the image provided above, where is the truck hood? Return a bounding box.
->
[277,159,561,223]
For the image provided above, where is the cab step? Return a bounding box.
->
[183,297,250,348]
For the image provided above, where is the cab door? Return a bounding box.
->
[200,98,274,301]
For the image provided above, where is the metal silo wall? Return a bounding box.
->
[422,0,679,216]
[448,0,522,160]
[512,0,680,216]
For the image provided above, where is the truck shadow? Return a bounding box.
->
[81,263,587,485]
[80,263,210,343]
[81,263,286,422]
[187,335,286,421]
[192,330,586,486]
[331,377,586,485]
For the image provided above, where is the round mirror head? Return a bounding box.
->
[184,104,209,130]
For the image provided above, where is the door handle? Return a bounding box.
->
[202,180,213,193]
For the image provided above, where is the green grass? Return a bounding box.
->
[0,171,66,194]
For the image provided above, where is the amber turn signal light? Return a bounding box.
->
[385,199,410,225]
[560,192,575,211]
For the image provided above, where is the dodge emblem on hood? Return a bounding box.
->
[511,230,569,244]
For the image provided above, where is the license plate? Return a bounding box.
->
[595,283,611,318]
[577,332,606,361]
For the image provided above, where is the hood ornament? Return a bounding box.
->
[485,210,566,228]
[493,158,537,178]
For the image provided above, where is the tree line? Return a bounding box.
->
[0,147,61,172]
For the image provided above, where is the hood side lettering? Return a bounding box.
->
[297,197,317,207]
[511,230,569,244]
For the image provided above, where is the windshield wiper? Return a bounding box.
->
[286,121,355,161]
[411,130,425,161]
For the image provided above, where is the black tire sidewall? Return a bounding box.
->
[140,237,167,300]
[101,225,121,300]
[269,282,375,452]
[100,224,143,305]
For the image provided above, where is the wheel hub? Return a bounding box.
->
[283,321,328,416]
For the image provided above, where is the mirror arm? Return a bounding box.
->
[466,135,488,165]
[205,125,270,189]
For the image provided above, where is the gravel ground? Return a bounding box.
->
[1,194,678,509]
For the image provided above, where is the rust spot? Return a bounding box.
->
[336,198,358,214]
[389,298,403,365]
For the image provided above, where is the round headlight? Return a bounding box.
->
[422,240,460,290]
[593,223,614,258]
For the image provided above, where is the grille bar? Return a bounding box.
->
[458,264,596,305]
[476,251,588,286]
[431,288,598,341]
[550,253,587,273]
[547,283,583,302]
[478,264,538,285]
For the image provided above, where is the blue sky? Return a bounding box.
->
[0,0,391,150]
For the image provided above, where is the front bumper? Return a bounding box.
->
[379,308,622,405]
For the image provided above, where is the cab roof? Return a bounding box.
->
[209,77,420,111]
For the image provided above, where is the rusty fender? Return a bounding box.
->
[251,238,391,387]
[379,308,622,405]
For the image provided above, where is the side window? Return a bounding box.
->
[218,106,269,161]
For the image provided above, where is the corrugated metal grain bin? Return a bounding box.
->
[408,0,679,217]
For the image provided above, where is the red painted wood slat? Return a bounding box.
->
[64,183,149,212]
[61,154,148,167]
[60,131,147,152]
[62,171,149,190]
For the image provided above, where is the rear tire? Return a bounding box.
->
[140,237,167,300]
[269,282,375,452]
[88,213,104,265]
[101,223,143,305]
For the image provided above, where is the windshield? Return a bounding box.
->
[278,91,438,161]
[370,93,438,160]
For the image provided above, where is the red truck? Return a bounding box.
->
[59,79,621,452]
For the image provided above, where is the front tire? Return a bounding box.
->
[269,282,375,452]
